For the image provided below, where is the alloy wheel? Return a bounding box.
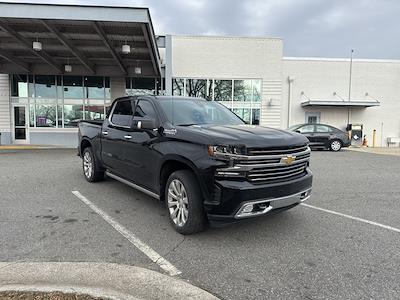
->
[83,151,93,179]
[167,179,189,227]
[331,140,341,151]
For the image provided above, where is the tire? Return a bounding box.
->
[82,147,104,182]
[329,140,342,151]
[165,170,207,234]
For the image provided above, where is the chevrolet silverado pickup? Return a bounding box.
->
[78,96,313,234]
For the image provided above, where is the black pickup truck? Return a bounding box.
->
[78,95,313,234]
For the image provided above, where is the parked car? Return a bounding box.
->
[78,96,313,234]
[288,123,351,151]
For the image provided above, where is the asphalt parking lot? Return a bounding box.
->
[1,149,399,299]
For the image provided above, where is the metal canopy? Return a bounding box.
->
[0,2,161,77]
[301,100,381,108]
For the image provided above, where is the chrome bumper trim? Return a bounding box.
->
[234,188,312,219]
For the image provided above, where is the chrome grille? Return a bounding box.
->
[242,145,310,183]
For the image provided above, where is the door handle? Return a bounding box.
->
[124,135,132,139]
[102,131,108,135]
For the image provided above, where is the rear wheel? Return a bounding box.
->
[330,140,342,151]
[82,147,104,182]
[165,170,207,234]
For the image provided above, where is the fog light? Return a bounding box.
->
[242,204,254,213]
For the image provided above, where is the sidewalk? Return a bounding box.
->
[348,146,400,156]
[0,262,218,300]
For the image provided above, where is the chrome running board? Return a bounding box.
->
[105,171,160,200]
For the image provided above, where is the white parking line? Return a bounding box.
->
[71,190,182,276]
[301,203,400,233]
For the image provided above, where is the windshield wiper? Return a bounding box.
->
[178,123,202,126]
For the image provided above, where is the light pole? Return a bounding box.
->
[347,49,354,125]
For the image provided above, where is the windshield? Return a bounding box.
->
[159,98,244,126]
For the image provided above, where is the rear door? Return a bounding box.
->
[122,99,161,191]
[314,125,332,147]
[101,99,135,175]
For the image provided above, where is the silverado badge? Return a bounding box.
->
[281,155,296,165]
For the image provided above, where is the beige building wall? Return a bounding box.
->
[170,35,284,128]
[283,58,400,146]
[0,74,11,144]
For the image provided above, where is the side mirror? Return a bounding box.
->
[294,130,301,133]
[132,119,156,130]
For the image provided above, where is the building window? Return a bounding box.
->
[84,104,105,121]
[172,78,184,96]
[132,78,156,95]
[35,100,57,127]
[253,80,261,101]
[63,76,83,99]
[64,105,84,128]
[84,76,105,99]
[234,80,253,101]
[252,108,260,125]
[214,80,232,101]
[233,108,251,123]
[35,75,57,99]
[105,77,111,101]
[11,74,28,97]
[186,79,207,98]
[233,79,261,102]
[233,108,260,125]
[29,103,35,127]
[156,78,165,95]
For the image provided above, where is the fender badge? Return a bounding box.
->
[164,128,177,135]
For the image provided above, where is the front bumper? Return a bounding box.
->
[206,168,313,223]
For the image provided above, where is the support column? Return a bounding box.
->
[110,77,126,100]
[165,35,172,96]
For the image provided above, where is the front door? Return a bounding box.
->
[298,124,316,145]
[123,99,160,191]
[13,105,29,144]
[101,99,134,175]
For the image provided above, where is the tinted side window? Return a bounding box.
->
[315,125,330,133]
[111,100,133,127]
[299,125,315,133]
[134,100,156,120]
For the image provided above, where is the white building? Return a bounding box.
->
[0,3,399,147]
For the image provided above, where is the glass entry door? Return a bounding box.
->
[13,105,29,144]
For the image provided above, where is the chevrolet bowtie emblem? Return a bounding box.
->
[281,155,296,165]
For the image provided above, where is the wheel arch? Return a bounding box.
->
[80,138,92,156]
[159,155,202,202]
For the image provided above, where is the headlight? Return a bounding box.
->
[208,145,245,157]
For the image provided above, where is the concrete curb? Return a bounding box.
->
[0,145,69,150]
[0,262,218,300]
[347,147,400,156]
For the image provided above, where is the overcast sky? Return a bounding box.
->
[3,0,400,59]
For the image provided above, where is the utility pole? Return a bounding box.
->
[347,49,354,125]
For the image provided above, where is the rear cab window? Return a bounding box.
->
[110,100,134,127]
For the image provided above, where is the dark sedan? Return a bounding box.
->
[288,123,351,151]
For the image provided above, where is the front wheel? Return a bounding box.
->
[165,170,207,234]
[82,147,104,182]
[330,140,342,151]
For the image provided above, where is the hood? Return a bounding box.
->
[175,124,308,148]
